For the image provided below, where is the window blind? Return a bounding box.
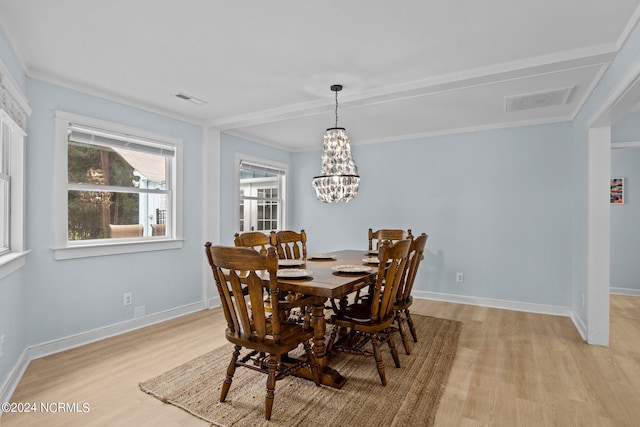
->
[68,124,175,157]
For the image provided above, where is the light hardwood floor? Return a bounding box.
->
[1,295,639,426]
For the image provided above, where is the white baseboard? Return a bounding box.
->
[414,291,587,340]
[610,287,640,296]
[415,290,574,316]
[0,300,205,408]
[0,347,30,408]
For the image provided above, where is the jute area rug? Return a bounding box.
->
[139,315,461,427]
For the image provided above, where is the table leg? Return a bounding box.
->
[291,299,346,389]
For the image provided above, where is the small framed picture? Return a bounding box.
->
[611,177,624,204]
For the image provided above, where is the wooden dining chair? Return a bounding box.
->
[326,239,411,386]
[368,228,413,252]
[394,233,428,355]
[204,243,320,420]
[234,231,272,255]
[271,229,307,260]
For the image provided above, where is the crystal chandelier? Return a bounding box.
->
[312,84,360,203]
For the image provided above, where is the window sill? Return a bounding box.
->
[0,250,30,280]
[53,239,184,260]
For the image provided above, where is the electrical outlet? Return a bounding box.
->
[123,292,132,306]
[0,334,5,357]
[456,272,464,283]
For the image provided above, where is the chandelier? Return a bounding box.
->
[312,84,360,203]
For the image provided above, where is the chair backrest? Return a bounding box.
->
[151,223,166,236]
[234,231,272,255]
[205,243,282,342]
[271,229,307,260]
[368,228,413,251]
[368,239,412,322]
[396,233,428,305]
[109,224,143,238]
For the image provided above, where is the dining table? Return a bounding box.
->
[275,249,378,389]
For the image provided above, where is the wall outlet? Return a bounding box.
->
[456,272,464,283]
[0,334,5,357]
[123,292,132,306]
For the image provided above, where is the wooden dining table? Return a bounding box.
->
[275,249,377,389]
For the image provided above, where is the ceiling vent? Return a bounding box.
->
[175,92,208,105]
[505,87,575,112]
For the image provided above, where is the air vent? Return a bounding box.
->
[175,92,208,105]
[505,87,575,112]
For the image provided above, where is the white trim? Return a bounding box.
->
[615,4,640,51]
[414,291,587,341]
[0,250,29,278]
[234,153,289,232]
[52,111,184,259]
[585,127,611,346]
[610,287,640,296]
[0,347,29,409]
[53,239,184,260]
[29,68,205,127]
[612,141,640,148]
[415,291,573,317]
[0,301,205,406]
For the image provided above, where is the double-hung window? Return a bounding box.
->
[54,112,183,259]
[237,159,286,232]
[0,69,29,279]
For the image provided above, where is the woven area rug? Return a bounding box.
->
[139,315,461,427]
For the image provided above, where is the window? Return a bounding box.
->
[54,112,183,259]
[0,66,29,279]
[237,159,286,232]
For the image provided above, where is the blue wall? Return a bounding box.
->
[293,123,574,306]
[22,78,205,345]
[610,110,640,292]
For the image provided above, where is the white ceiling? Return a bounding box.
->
[1,0,639,151]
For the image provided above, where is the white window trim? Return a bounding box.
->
[0,63,31,279]
[53,111,184,260]
[235,153,288,233]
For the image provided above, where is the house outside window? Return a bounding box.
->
[237,159,286,232]
[53,112,183,259]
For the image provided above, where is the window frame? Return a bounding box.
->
[0,108,28,278]
[235,154,287,233]
[53,111,183,260]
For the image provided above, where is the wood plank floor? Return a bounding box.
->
[1,295,639,426]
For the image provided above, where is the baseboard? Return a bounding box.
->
[207,296,221,309]
[0,300,205,408]
[415,290,574,317]
[610,287,640,296]
[0,348,30,410]
[570,311,588,341]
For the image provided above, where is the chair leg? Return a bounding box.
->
[386,329,401,369]
[265,355,277,420]
[303,341,320,386]
[326,326,337,353]
[221,345,241,402]
[371,336,387,386]
[405,309,418,342]
[396,311,411,355]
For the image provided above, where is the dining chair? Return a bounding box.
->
[234,231,272,255]
[326,239,411,386]
[271,229,307,260]
[394,233,428,355]
[150,223,165,236]
[109,224,143,238]
[368,228,413,252]
[204,243,320,420]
